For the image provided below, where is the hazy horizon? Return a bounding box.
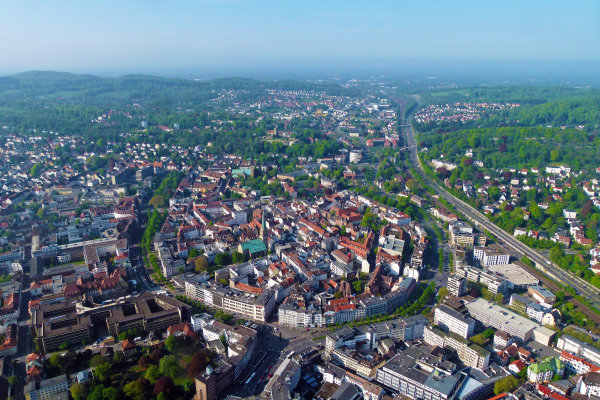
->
[1,1,599,82]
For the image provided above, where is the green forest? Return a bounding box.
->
[417,85,600,106]
[419,125,599,171]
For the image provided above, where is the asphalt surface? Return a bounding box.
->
[400,97,600,307]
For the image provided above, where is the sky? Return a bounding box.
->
[0,0,599,79]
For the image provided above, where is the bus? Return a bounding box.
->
[245,372,256,385]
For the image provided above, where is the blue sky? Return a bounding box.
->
[0,0,598,77]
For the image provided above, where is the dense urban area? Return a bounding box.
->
[0,72,599,400]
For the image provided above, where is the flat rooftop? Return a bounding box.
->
[487,263,539,286]
[465,298,539,334]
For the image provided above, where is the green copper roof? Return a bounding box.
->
[240,239,266,254]
[529,357,563,374]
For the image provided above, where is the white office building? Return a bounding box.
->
[434,305,475,339]
[474,247,510,267]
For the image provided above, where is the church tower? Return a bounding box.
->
[260,208,267,245]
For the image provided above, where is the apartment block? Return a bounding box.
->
[434,305,475,339]
[446,275,467,297]
[473,247,510,267]
[376,347,461,400]
[24,375,68,400]
[556,335,600,366]
[185,279,275,322]
[194,362,234,400]
[424,326,490,369]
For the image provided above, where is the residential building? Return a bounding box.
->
[424,326,490,369]
[376,347,462,400]
[194,362,234,400]
[24,375,69,400]
[465,298,555,344]
[556,335,600,366]
[560,351,600,375]
[528,285,556,304]
[447,275,467,297]
[434,305,475,339]
[527,358,564,383]
[473,247,510,267]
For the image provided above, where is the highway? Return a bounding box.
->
[399,97,600,307]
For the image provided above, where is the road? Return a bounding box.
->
[14,262,33,400]
[399,96,600,307]
[230,324,326,399]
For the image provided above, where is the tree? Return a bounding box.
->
[70,383,88,400]
[113,351,124,364]
[145,364,163,383]
[150,348,165,363]
[494,375,521,395]
[361,212,375,228]
[215,253,231,266]
[139,355,153,369]
[182,380,195,395]
[165,335,179,352]
[119,332,128,341]
[124,378,153,400]
[188,350,211,378]
[159,355,181,379]
[214,309,233,324]
[219,278,229,286]
[232,251,244,264]
[482,329,496,339]
[90,354,104,368]
[87,385,106,400]
[406,179,417,192]
[437,287,448,304]
[154,376,176,396]
[102,387,119,400]
[50,353,61,368]
[148,195,167,208]
[30,163,43,177]
[58,342,69,351]
[7,375,17,387]
[352,280,364,293]
[189,249,199,259]
[494,293,504,304]
[470,334,488,346]
[95,362,112,381]
[195,256,209,273]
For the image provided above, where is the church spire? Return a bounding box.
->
[261,209,266,242]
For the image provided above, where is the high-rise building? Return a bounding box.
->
[446,275,467,297]
[194,362,234,400]
[434,305,475,339]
